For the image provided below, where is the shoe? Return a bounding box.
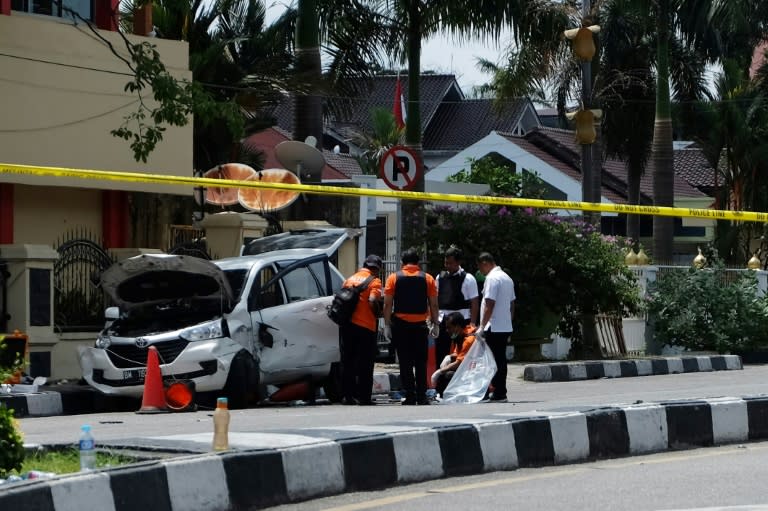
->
[416,399,430,405]
[401,398,416,405]
[341,397,358,405]
[357,400,376,406]
[488,394,507,402]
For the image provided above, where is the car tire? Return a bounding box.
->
[223,350,260,409]
[323,362,343,403]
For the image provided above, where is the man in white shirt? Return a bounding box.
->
[476,252,515,402]
[435,246,479,366]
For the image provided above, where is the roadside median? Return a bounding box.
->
[522,354,742,382]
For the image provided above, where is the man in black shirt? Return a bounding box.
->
[435,246,479,368]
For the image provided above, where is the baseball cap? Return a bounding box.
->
[363,254,383,270]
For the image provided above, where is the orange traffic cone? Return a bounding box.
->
[165,380,196,412]
[136,346,168,414]
[426,336,437,389]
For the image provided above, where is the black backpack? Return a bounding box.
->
[327,276,375,326]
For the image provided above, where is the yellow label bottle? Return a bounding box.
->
[212,397,230,451]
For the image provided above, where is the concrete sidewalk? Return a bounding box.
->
[0,354,745,418]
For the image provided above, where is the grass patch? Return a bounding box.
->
[17,447,137,475]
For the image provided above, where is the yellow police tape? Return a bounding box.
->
[2,161,767,223]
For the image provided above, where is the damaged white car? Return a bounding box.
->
[78,235,348,407]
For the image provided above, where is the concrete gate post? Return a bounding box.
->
[0,244,59,377]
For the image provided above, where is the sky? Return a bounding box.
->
[265,2,513,94]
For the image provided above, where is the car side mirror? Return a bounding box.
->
[105,307,120,321]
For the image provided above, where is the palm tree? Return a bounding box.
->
[650,0,768,261]
[348,107,404,175]
[599,0,656,245]
[293,0,323,148]
[693,59,768,262]
[648,0,676,262]
[122,0,298,171]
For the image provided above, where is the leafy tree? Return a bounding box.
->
[422,205,642,356]
[349,107,404,175]
[446,156,549,198]
[644,0,766,261]
[692,59,768,264]
[121,0,296,169]
[314,1,569,246]
[480,0,713,252]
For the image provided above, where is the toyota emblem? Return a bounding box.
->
[135,338,149,348]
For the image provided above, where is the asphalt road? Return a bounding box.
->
[17,363,768,447]
[265,441,768,511]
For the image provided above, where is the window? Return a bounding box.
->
[11,0,92,21]
[250,266,284,310]
[282,267,322,302]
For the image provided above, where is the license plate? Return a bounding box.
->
[122,368,146,381]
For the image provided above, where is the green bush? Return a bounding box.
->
[422,205,643,344]
[0,340,25,477]
[647,260,768,353]
[0,404,24,477]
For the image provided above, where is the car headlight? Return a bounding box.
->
[95,334,111,349]
[180,319,226,342]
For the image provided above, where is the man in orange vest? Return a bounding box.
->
[432,312,477,398]
[383,248,439,405]
[340,254,384,406]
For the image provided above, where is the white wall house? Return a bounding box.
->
[427,131,619,218]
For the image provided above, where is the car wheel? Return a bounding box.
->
[323,362,343,403]
[223,350,260,409]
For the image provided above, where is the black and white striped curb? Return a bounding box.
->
[0,392,63,417]
[3,394,768,510]
[523,355,743,382]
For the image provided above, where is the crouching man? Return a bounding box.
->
[433,311,476,398]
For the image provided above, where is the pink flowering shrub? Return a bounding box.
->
[422,205,643,343]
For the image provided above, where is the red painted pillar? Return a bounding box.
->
[102,190,128,248]
[0,0,11,16]
[93,0,118,31]
[0,184,13,244]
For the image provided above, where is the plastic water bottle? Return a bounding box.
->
[212,397,230,451]
[79,424,96,471]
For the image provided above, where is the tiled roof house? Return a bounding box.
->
[268,74,541,173]
[428,127,715,246]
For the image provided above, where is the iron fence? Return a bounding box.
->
[54,230,115,332]
[167,224,210,260]
[653,264,757,287]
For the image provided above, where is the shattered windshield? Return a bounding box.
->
[242,229,348,255]
[224,269,248,299]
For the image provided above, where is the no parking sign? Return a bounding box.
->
[379,146,423,191]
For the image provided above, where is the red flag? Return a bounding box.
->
[393,76,405,129]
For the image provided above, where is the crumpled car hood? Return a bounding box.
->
[99,254,234,312]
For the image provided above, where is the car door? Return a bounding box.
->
[248,254,339,384]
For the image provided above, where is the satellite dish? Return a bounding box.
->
[203,163,257,205]
[275,140,325,182]
[237,168,301,212]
